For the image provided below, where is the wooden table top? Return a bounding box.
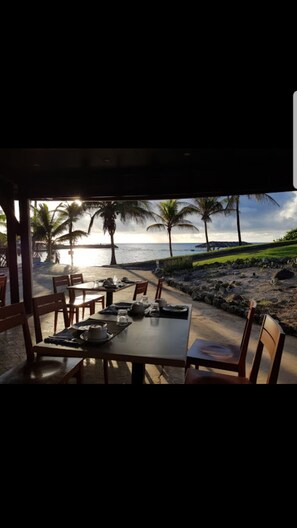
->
[33,304,192,368]
[67,281,135,293]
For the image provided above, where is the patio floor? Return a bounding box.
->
[1,264,297,383]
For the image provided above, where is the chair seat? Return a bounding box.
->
[186,300,257,378]
[185,314,286,385]
[0,356,83,384]
[186,339,241,371]
[80,293,104,304]
[185,368,251,385]
[66,294,102,307]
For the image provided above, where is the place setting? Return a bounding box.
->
[145,298,189,319]
[43,317,132,347]
[79,323,113,344]
[99,302,133,315]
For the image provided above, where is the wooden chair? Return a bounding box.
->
[70,273,105,315]
[53,276,109,384]
[33,292,71,342]
[0,275,7,307]
[155,277,164,300]
[52,275,96,332]
[186,299,257,377]
[133,281,148,300]
[0,301,83,384]
[185,314,285,385]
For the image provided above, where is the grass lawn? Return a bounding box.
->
[192,243,297,267]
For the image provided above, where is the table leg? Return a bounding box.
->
[131,363,145,384]
[106,291,113,306]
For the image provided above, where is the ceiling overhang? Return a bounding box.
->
[0,148,293,201]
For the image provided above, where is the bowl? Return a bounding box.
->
[87,324,108,340]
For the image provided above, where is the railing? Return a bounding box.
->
[0,247,7,267]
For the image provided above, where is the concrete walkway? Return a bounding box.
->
[1,263,297,383]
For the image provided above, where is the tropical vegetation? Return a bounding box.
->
[189,197,227,252]
[226,194,280,245]
[146,199,198,257]
[55,202,87,267]
[83,200,155,265]
[31,203,67,262]
[0,210,7,246]
[276,227,297,242]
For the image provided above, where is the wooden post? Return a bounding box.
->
[0,191,20,304]
[19,198,33,314]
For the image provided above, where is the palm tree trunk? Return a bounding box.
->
[70,226,74,268]
[47,239,52,262]
[70,244,73,267]
[236,198,242,245]
[204,221,210,252]
[109,231,117,265]
[168,228,173,257]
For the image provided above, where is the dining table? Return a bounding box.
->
[67,279,136,307]
[33,303,192,384]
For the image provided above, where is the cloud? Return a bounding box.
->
[279,192,297,220]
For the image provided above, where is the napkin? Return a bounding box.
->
[44,337,82,347]
[121,278,135,284]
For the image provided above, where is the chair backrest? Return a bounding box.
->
[70,273,84,285]
[248,314,285,384]
[32,292,70,343]
[0,275,7,307]
[133,281,148,300]
[155,277,164,300]
[53,275,70,294]
[237,299,257,372]
[0,302,34,361]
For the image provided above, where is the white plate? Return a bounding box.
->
[80,331,113,344]
[162,305,188,313]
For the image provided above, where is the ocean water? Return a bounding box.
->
[47,243,204,267]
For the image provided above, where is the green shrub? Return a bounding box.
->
[163,255,193,273]
[276,228,297,242]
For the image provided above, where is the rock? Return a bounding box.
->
[158,259,297,336]
[273,268,294,280]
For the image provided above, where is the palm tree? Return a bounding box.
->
[0,210,7,246]
[83,200,155,265]
[146,199,199,257]
[227,194,280,245]
[0,210,6,229]
[31,203,67,262]
[190,197,226,252]
[55,202,88,267]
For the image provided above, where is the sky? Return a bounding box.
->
[3,191,297,245]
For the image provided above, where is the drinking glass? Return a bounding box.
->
[117,309,128,325]
[150,302,160,317]
[141,295,149,305]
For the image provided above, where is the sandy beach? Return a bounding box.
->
[1,262,297,383]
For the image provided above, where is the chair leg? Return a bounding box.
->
[54,310,58,333]
[103,359,109,384]
[69,308,76,326]
[75,362,83,384]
